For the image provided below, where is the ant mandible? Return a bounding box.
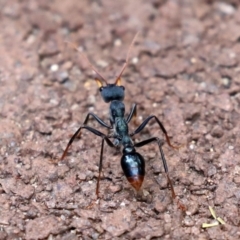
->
[61,33,185,210]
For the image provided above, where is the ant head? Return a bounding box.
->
[95,78,125,103]
[93,32,139,103]
[67,32,138,103]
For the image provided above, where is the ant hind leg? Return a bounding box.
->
[134,137,186,211]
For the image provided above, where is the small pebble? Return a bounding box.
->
[50,64,59,72]
[221,77,231,88]
[189,144,195,150]
[109,184,122,193]
[215,2,235,15]
[182,216,194,227]
[57,71,69,83]
[132,57,138,64]
[114,39,122,46]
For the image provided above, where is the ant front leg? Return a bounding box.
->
[126,103,138,125]
[130,115,179,149]
[134,137,185,211]
[60,113,112,161]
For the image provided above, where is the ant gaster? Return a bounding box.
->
[61,33,184,209]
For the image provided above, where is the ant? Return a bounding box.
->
[61,33,185,210]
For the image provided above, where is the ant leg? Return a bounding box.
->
[60,114,112,161]
[130,115,178,149]
[60,125,83,161]
[61,125,115,197]
[126,103,137,125]
[60,122,114,161]
[61,125,115,160]
[77,112,112,139]
[96,139,104,197]
[80,126,115,148]
[134,137,175,197]
[75,126,115,198]
[83,113,112,129]
[134,137,185,211]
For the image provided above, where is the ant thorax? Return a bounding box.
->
[109,100,125,124]
[112,115,134,150]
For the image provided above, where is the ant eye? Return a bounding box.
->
[121,86,125,90]
[99,87,103,92]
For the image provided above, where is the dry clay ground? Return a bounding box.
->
[0,0,240,239]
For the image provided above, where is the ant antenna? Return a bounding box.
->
[114,32,139,85]
[65,41,108,85]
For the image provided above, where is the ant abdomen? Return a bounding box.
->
[121,151,145,191]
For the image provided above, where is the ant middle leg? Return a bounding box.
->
[61,125,115,198]
[60,113,112,161]
[83,112,112,128]
[82,127,116,197]
[130,115,179,149]
[96,138,105,197]
[76,112,112,139]
[134,137,185,210]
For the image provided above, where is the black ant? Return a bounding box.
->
[61,33,185,210]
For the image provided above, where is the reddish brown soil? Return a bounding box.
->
[0,0,240,239]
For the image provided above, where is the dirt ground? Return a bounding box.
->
[0,0,240,239]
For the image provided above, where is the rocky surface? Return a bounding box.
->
[0,0,240,239]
